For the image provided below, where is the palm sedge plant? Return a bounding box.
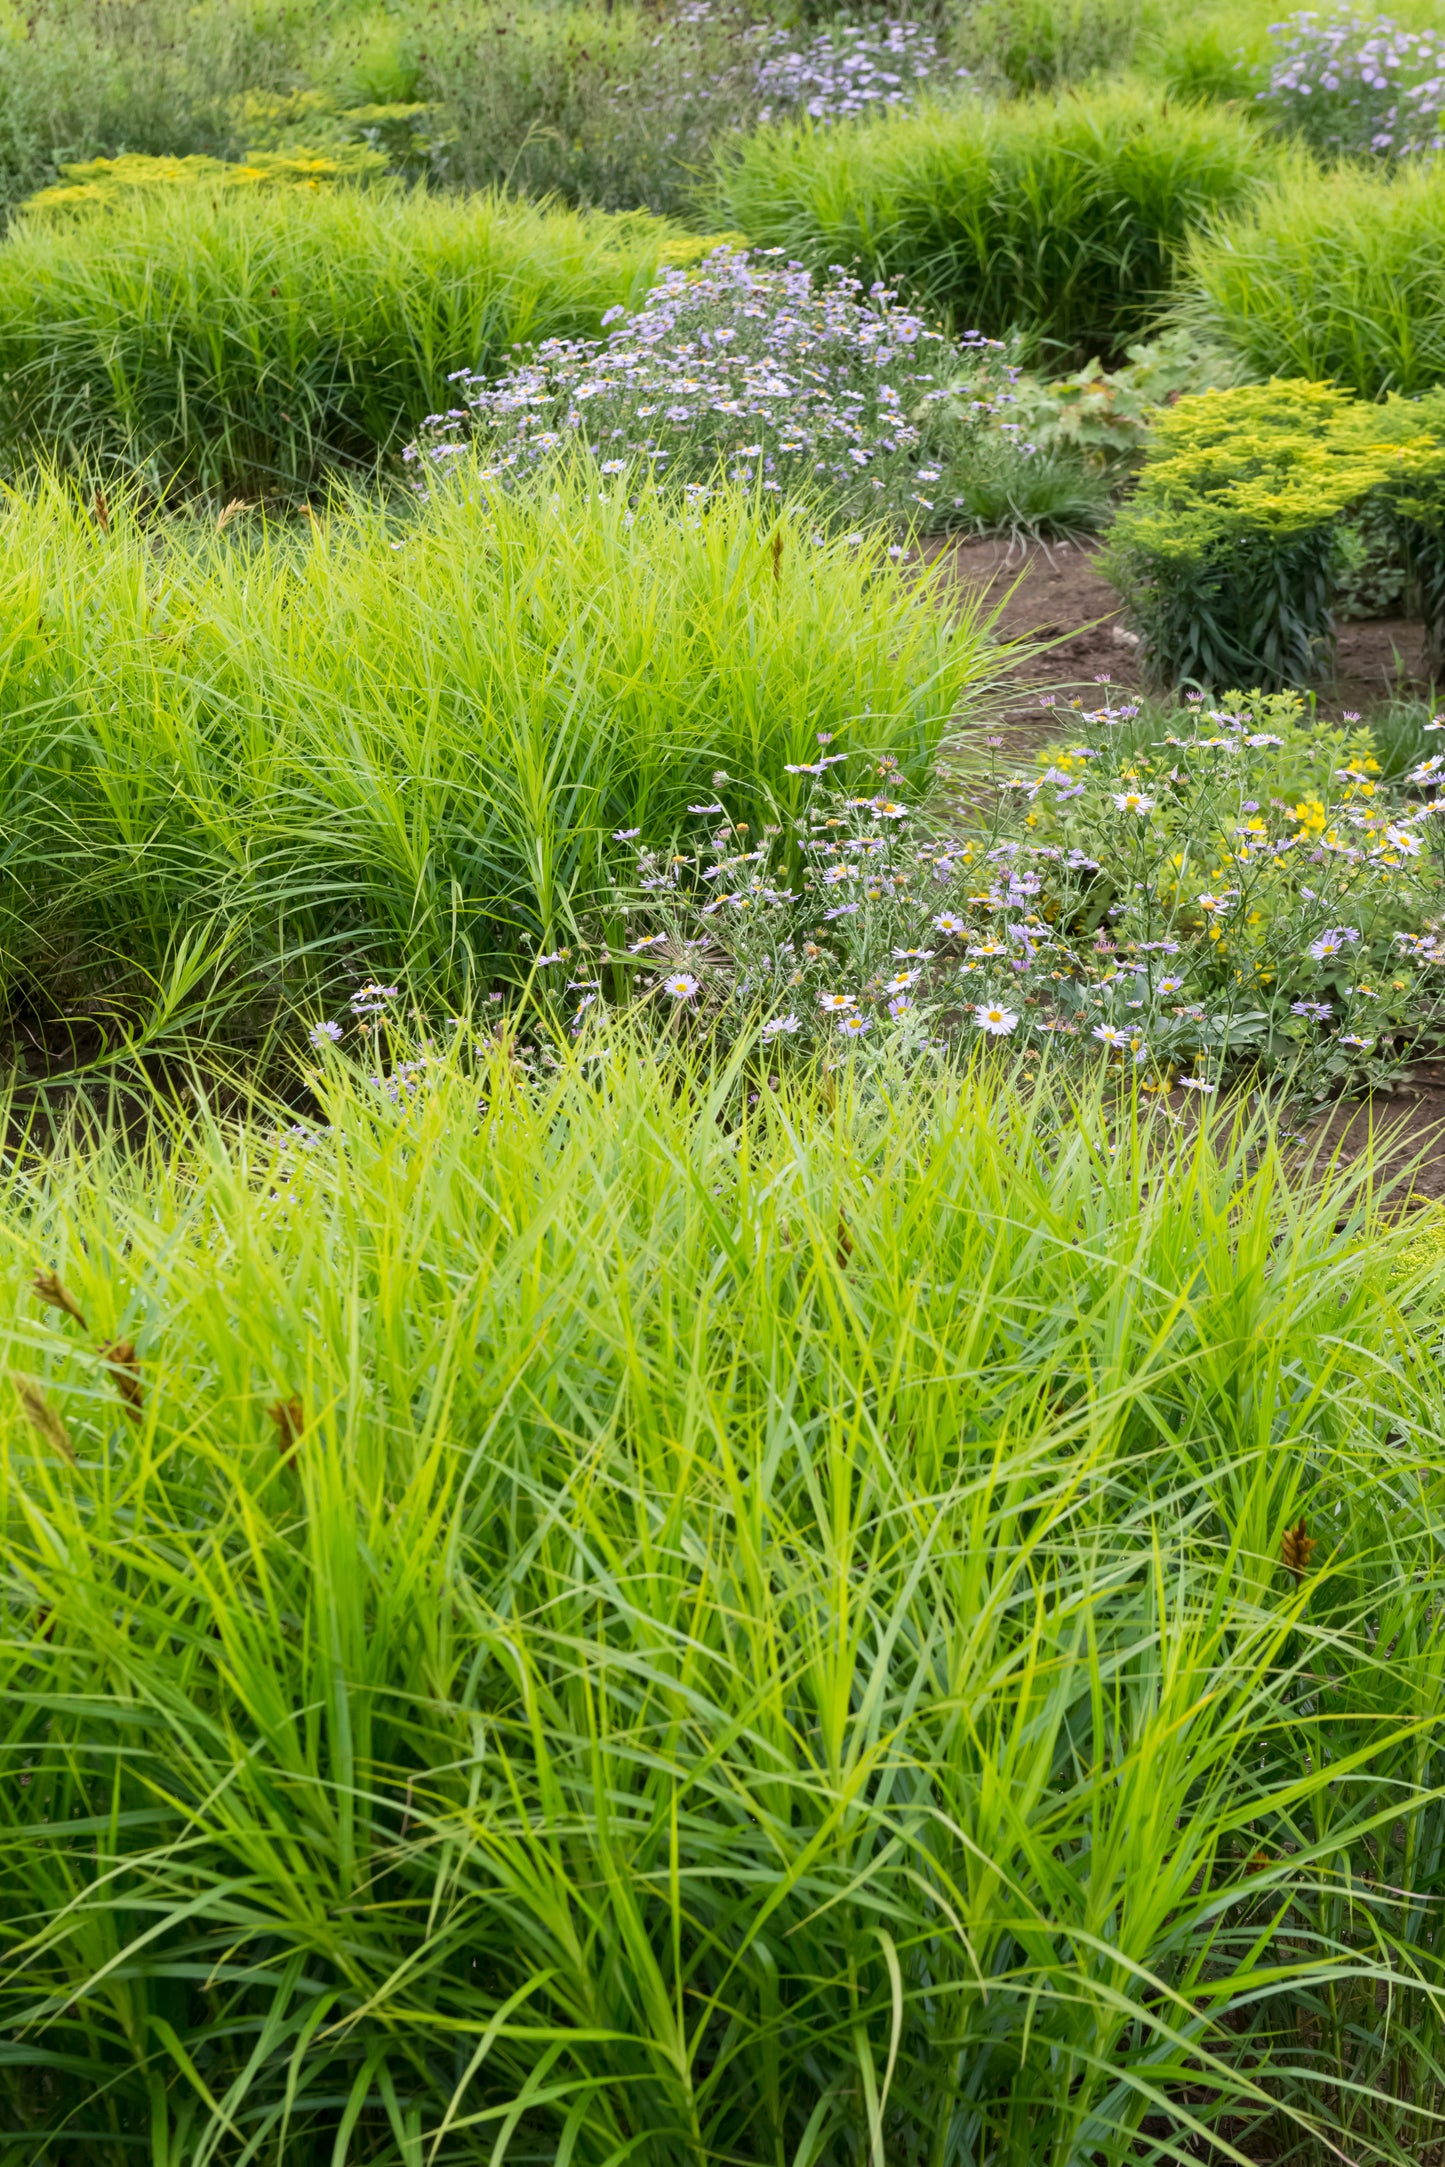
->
[1,1036,1444,2163]
[0,463,999,1042]
[0,184,695,491]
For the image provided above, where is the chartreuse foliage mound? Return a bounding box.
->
[0,466,993,1026]
[0,183,705,490]
[1103,376,1445,688]
[1101,378,1411,686]
[714,83,1276,359]
[21,144,392,214]
[3,1044,1445,2162]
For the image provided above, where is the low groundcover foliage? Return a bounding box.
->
[4,1047,1445,2162]
[491,684,1445,1109]
[511,689,1445,1105]
[982,688,1445,1095]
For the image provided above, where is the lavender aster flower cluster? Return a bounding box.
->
[977,689,1445,1094]
[409,247,1020,524]
[753,20,969,125]
[521,693,1445,1098]
[525,747,975,1063]
[1258,10,1445,158]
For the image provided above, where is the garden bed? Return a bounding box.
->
[15,5,1445,2157]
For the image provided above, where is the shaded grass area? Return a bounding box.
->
[3,1044,1445,2161]
[0,467,999,1037]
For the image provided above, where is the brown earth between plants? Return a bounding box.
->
[1299,1064,1445,1201]
[943,533,1433,756]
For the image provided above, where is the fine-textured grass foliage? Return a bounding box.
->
[1373,694,1445,782]
[0,186,696,490]
[713,84,1277,362]
[1178,155,1445,398]
[0,466,997,1029]
[0,0,270,215]
[408,0,780,220]
[3,1045,1445,2162]
[954,0,1162,92]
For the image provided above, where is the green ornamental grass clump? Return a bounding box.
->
[1178,155,1445,398]
[714,84,1277,361]
[6,1044,1445,2163]
[0,182,708,491]
[1102,379,1413,687]
[0,465,997,1034]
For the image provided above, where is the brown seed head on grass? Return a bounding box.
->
[269,1396,305,1465]
[101,1341,143,1421]
[32,1270,87,1332]
[1281,1516,1316,1583]
[13,1375,75,1464]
